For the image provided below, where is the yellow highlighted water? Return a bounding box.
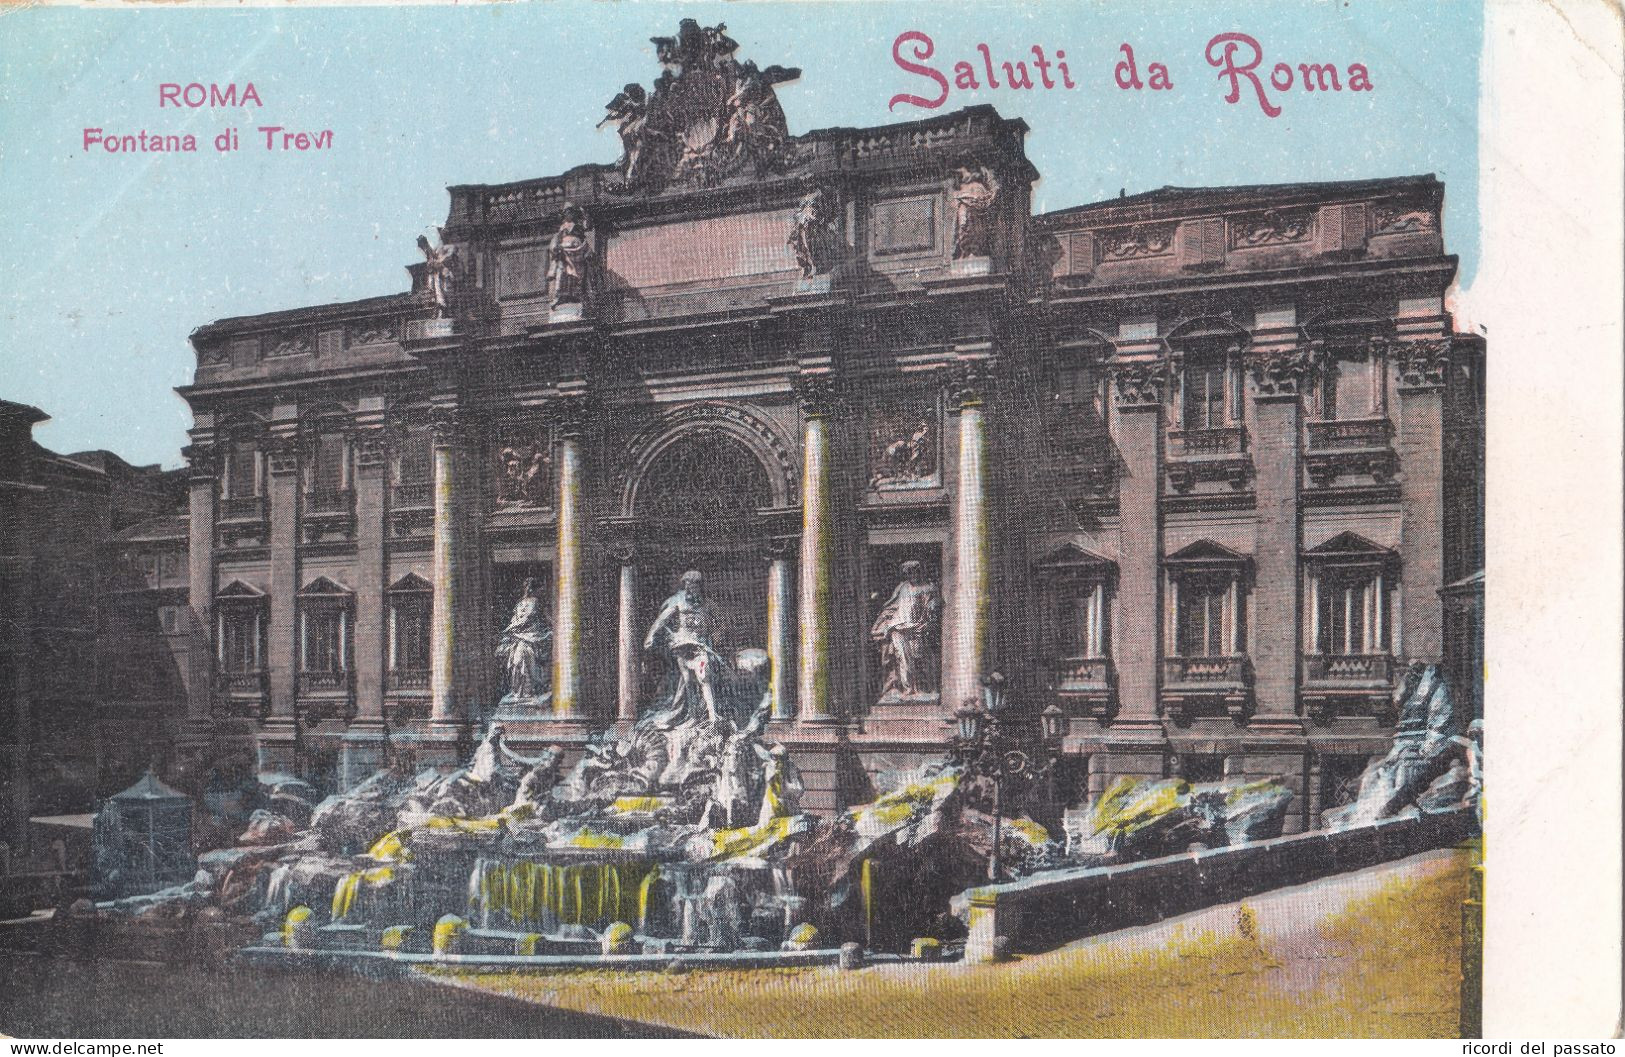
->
[860,859,875,944]
[469,860,658,929]
[610,797,667,814]
[637,865,661,929]
[367,830,411,862]
[710,814,798,859]
[330,865,399,921]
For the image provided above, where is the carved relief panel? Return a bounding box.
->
[866,394,940,492]
[491,421,554,509]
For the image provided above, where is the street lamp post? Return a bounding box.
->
[953,672,1065,883]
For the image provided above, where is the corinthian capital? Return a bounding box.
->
[265,434,300,476]
[1391,338,1452,390]
[793,373,846,419]
[427,407,463,448]
[946,359,996,409]
[1247,345,1320,399]
[181,443,218,481]
[353,429,388,469]
[1109,358,1169,409]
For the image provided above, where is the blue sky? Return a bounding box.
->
[0,0,1481,467]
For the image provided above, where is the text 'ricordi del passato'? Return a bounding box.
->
[79,84,331,155]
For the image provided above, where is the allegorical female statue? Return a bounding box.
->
[416,228,458,316]
[870,560,941,700]
[950,164,1000,259]
[547,204,593,309]
[495,577,552,702]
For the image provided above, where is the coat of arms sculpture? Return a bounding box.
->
[600,19,802,192]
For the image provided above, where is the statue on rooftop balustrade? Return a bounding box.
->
[547,205,593,309]
[416,228,458,316]
[601,19,800,192]
[951,164,1001,259]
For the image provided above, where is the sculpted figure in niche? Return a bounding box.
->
[547,205,593,309]
[643,570,731,727]
[870,560,942,700]
[416,229,458,316]
[951,164,1001,259]
[495,578,552,702]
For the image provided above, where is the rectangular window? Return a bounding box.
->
[389,594,432,671]
[218,607,262,672]
[1182,363,1228,429]
[395,431,433,485]
[226,441,259,499]
[1176,573,1236,656]
[312,433,349,494]
[1052,581,1108,658]
[1314,570,1389,654]
[300,608,349,672]
[1323,353,1378,420]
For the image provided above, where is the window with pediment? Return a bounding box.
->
[1165,541,1249,659]
[297,577,353,684]
[214,581,265,674]
[387,574,433,685]
[1305,532,1397,657]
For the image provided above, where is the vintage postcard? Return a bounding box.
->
[0,0,1618,1042]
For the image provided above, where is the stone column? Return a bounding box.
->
[1247,347,1311,729]
[1395,339,1451,663]
[428,413,462,727]
[796,378,838,723]
[1107,360,1168,733]
[615,548,639,724]
[182,443,217,738]
[263,432,301,769]
[944,365,993,713]
[345,428,388,785]
[550,407,588,720]
[765,542,794,720]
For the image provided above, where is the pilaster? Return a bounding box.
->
[182,442,217,743]
[1394,338,1450,662]
[1246,345,1314,731]
[1107,358,1168,736]
[261,429,300,771]
[344,424,388,786]
[428,409,463,729]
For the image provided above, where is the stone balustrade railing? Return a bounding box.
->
[952,807,1477,963]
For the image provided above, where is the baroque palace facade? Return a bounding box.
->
[173,28,1484,831]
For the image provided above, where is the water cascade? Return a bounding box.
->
[465,857,656,932]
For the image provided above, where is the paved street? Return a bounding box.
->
[0,952,692,1039]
